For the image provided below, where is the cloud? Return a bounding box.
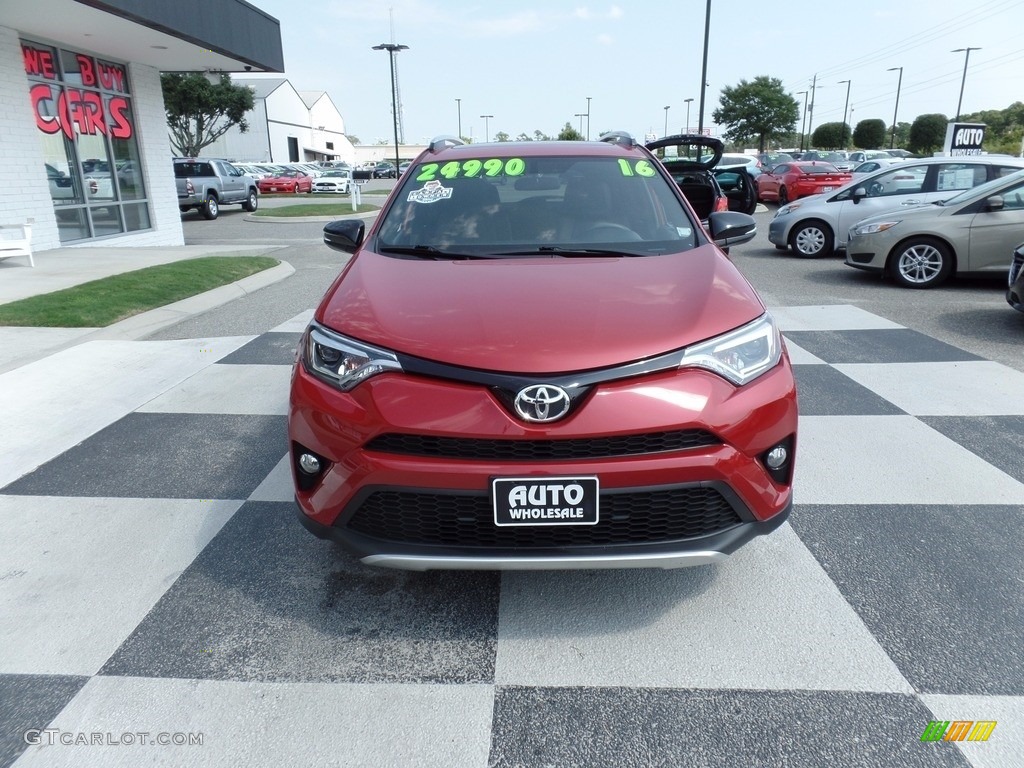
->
[597,33,614,45]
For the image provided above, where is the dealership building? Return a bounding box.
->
[0,0,283,252]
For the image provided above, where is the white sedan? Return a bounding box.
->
[312,169,352,194]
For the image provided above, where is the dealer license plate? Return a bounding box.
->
[269,186,278,192]
[492,476,599,526]
[821,186,834,192]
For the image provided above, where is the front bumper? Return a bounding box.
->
[288,356,797,571]
[767,216,791,246]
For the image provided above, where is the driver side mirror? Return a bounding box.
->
[852,187,867,204]
[985,195,1004,212]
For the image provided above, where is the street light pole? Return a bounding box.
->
[663,105,670,136]
[456,98,461,140]
[684,98,694,133]
[586,96,592,140]
[575,113,586,135]
[796,90,808,152]
[697,0,711,135]
[372,42,408,175]
[480,114,493,142]
[952,47,981,120]
[887,67,903,149]
[838,79,851,147]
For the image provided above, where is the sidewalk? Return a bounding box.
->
[0,244,294,373]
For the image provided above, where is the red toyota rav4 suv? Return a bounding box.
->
[288,133,797,570]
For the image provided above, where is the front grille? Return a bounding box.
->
[345,487,742,547]
[364,429,720,461]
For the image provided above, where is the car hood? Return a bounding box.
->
[316,246,765,373]
[854,201,949,226]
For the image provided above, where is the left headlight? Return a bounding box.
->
[851,220,900,236]
[302,322,402,391]
[678,314,782,386]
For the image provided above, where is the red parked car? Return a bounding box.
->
[757,161,851,204]
[288,133,798,571]
[256,169,312,194]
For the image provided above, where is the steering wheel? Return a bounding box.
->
[867,181,885,196]
[578,222,643,241]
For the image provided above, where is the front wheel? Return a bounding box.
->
[889,238,953,288]
[201,195,219,220]
[242,189,258,212]
[789,220,834,258]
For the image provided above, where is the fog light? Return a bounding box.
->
[298,453,321,474]
[765,445,788,470]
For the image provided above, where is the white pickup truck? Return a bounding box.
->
[174,158,259,219]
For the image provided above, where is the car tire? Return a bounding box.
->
[293,185,299,194]
[242,189,258,212]
[778,186,789,205]
[201,194,219,220]
[889,237,954,289]
[788,220,834,258]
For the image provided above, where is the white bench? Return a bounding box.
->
[0,222,34,267]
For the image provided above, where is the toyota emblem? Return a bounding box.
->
[514,384,571,423]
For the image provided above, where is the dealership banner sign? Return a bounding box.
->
[943,122,986,156]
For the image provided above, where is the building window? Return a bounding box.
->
[326,142,334,150]
[288,136,299,162]
[22,40,151,243]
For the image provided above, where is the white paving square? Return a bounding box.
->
[783,337,826,365]
[137,364,291,415]
[0,337,253,488]
[794,415,1024,504]
[770,305,904,332]
[14,677,495,768]
[921,695,1024,768]
[247,454,293,502]
[0,495,240,676]
[495,524,912,693]
[834,361,1024,416]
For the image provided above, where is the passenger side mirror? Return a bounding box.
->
[323,219,365,253]
[707,211,756,248]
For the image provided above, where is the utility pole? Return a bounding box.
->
[807,74,818,148]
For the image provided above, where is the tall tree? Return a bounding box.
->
[852,119,886,149]
[712,76,799,152]
[161,73,255,157]
[556,123,584,141]
[908,114,949,156]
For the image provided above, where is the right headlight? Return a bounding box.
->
[302,322,402,392]
[774,201,803,217]
[678,313,782,386]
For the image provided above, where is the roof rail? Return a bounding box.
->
[599,131,637,148]
[428,135,466,153]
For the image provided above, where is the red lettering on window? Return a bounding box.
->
[22,45,56,79]
[77,54,96,87]
[98,62,127,93]
[109,97,132,139]
[82,91,106,135]
[30,84,61,134]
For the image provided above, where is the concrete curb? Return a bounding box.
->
[0,261,295,374]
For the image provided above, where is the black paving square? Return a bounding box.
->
[488,687,969,767]
[217,332,301,365]
[791,504,1024,695]
[99,501,500,684]
[784,329,982,364]
[0,674,88,768]
[792,364,906,416]
[1,413,287,499]
[920,416,1024,484]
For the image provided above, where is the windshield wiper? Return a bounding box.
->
[377,244,497,260]
[496,247,650,258]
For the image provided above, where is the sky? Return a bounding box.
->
[245,0,1024,147]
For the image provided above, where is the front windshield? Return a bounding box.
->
[375,154,699,254]
[939,168,1024,206]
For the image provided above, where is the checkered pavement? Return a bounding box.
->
[1,304,1022,767]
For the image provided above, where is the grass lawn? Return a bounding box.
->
[0,256,280,328]
[252,202,380,217]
